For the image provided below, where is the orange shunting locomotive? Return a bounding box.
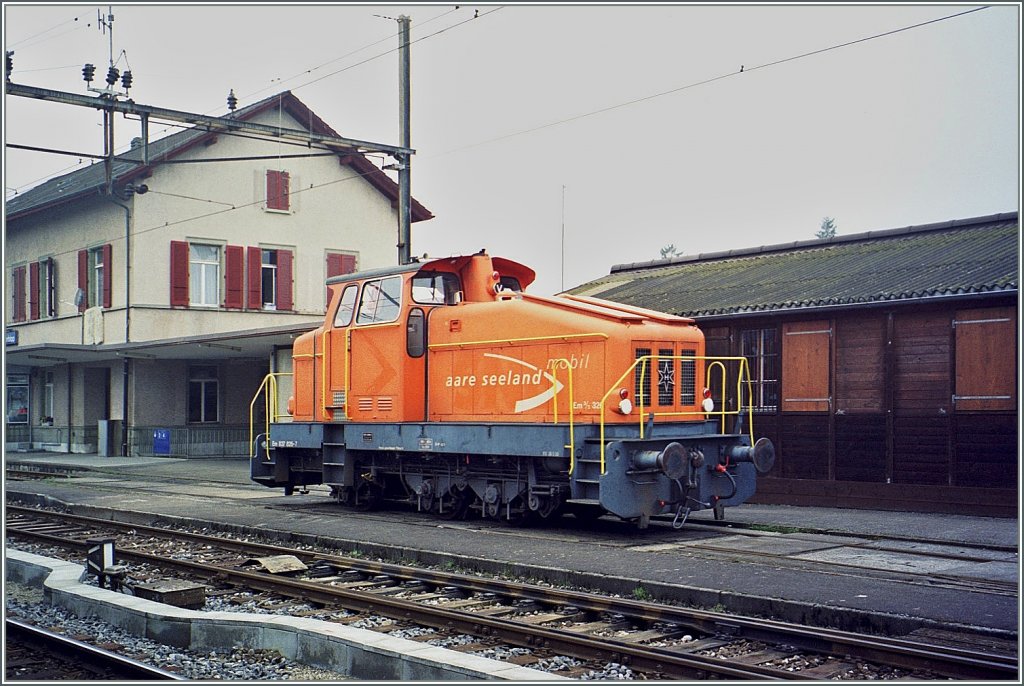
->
[252,250,774,529]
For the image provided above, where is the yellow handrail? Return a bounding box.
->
[248,372,293,458]
[320,329,329,421]
[598,355,755,474]
[548,358,576,475]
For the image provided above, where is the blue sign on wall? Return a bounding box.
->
[153,429,171,455]
[5,329,17,346]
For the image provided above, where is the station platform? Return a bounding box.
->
[5,450,1020,639]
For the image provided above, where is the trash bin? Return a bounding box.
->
[153,429,172,456]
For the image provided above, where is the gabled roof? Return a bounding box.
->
[6,91,433,223]
[571,212,1019,318]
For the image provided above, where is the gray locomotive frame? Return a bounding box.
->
[252,414,773,529]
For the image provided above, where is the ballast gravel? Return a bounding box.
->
[5,582,348,681]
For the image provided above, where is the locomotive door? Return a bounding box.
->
[346,275,407,421]
[325,283,359,420]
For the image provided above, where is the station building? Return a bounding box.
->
[571,212,1018,516]
[5,91,432,457]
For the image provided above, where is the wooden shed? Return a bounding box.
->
[572,212,1018,516]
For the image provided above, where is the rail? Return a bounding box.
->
[599,355,755,474]
[248,372,293,458]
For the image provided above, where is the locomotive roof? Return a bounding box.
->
[326,261,423,285]
[326,254,537,289]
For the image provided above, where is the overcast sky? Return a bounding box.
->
[4,3,1020,295]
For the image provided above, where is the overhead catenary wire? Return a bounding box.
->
[233,4,463,105]
[429,5,991,159]
[6,6,494,196]
[5,13,89,50]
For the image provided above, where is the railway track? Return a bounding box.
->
[5,618,184,681]
[6,505,1017,681]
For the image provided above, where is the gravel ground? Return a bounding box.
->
[5,581,349,680]
[6,542,642,680]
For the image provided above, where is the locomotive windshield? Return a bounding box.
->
[357,277,403,324]
[412,271,462,305]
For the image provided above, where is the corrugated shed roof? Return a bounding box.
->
[6,91,433,222]
[570,213,1019,318]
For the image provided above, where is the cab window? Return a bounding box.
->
[412,271,462,305]
[357,276,402,324]
[332,284,358,328]
[499,275,522,292]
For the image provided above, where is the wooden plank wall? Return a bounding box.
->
[703,298,1017,515]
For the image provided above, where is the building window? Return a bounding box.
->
[189,244,221,307]
[246,247,292,311]
[43,371,54,421]
[261,250,278,309]
[741,328,779,413]
[266,170,290,211]
[34,258,56,319]
[188,366,219,423]
[89,247,105,309]
[7,373,29,424]
[79,244,111,310]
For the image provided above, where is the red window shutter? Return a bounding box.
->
[276,249,293,311]
[325,253,356,304]
[101,243,113,308]
[224,245,244,309]
[77,249,89,312]
[170,240,190,307]
[327,252,356,277]
[28,262,40,320]
[11,266,26,322]
[246,246,262,309]
[266,170,290,211]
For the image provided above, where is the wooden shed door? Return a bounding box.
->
[781,320,831,412]
[953,306,1016,411]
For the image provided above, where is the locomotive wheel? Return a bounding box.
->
[500,495,532,527]
[353,480,382,511]
[529,493,563,522]
[437,486,472,520]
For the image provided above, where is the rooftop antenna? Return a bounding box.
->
[98,7,114,69]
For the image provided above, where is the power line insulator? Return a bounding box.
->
[121,70,133,90]
[83,63,96,83]
[5,51,13,82]
[227,89,238,112]
[105,65,119,86]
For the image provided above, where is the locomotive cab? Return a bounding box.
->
[288,251,536,424]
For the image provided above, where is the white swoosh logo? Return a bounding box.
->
[482,353,565,413]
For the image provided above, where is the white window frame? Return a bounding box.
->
[89,247,105,309]
[189,244,221,307]
[261,249,277,310]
